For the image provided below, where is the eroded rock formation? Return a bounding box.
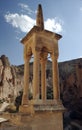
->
[59,58,82,109]
[0,55,23,100]
[0,55,82,111]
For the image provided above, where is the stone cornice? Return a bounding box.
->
[21,26,62,45]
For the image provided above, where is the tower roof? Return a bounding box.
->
[21,4,62,44]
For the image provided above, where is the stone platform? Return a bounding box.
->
[0,112,63,130]
[19,100,65,130]
[0,100,65,130]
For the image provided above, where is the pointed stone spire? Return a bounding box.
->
[36,4,44,30]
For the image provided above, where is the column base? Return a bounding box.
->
[22,95,28,105]
[19,99,65,115]
[29,99,63,105]
[19,104,34,115]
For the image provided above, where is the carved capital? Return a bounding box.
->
[40,57,47,63]
[50,54,58,61]
[24,54,31,61]
[40,50,48,62]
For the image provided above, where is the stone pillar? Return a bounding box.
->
[22,57,30,105]
[33,51,40,100]
[51,54,60,100]
[40,58,47,101]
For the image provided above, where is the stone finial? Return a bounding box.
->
[36,4,44,30]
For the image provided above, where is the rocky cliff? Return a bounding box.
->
[0,55,23,100]
[59,59,82,110]
[0,55,82,111]
[0,55,82,129]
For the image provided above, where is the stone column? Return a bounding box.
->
[40,58,47,101]
[51,54,60,100]
[33,51,40,100]
[22,57,30,105]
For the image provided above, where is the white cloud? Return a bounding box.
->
[4,13,35,32]
[4,12,63,33]
[18,3,35,15]
[45,18,63,33]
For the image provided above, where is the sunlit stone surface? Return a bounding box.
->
[19,4,64,130]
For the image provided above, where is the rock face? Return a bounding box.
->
[0,55,82,129]
[59,58,82,109]
[0,55,23,100]
[1,55,10,66]
[0,55,82,111]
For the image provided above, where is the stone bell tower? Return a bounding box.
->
[20,4,65,130]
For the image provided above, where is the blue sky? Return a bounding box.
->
[0,0,82,65]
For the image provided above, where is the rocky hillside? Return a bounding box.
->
[0,55,23,101]
[59,59,82,110]
[0,55,82,110]
[0,55,82,129]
